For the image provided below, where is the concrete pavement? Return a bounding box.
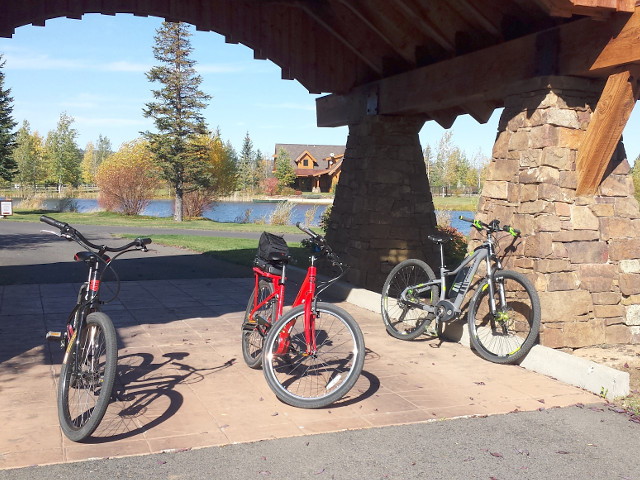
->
[0,218,628,473]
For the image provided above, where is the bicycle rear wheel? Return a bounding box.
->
[242,280,276,369]
[467,270,540,364]
[262,303,365,408]
[57,312,117,442]
[381,259,439,340]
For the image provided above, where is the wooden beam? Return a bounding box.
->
[575,67,640,195]
[317,10,640,127]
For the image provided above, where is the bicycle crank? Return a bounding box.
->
[435,299,458,322]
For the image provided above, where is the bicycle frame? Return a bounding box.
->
[250,257,320,355]
[61,255,104,365]
[400,235,504,322]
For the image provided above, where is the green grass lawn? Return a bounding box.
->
[7,210,303,235]
[432,195,478,211]
[118,233,310,267]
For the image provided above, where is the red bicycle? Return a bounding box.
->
[241,223,365,408]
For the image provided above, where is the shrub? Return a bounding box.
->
[16,193,46,211]
[234,208,252,223]
[182,189,214,219]
[279,185,296,196]
[304,204,319,226]
[270,201,294,225]
[96,139,161,215]
[437,224,468,267]
[319,205,332,231]
[260,177,279,196]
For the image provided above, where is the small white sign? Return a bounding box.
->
[1,200,13,216]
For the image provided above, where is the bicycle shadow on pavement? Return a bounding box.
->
[80,351,236,444]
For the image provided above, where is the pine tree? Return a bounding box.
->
[274,148,296,188]
[237,131,258,193]
[143,21,211,222]
[0,55,17,182]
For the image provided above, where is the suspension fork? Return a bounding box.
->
[484,239,507,316]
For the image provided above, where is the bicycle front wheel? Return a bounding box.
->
[381,259,439,340]
[262,303,365,408]
[57,312,117,442]
[242,280,276,369]
[467,270,541,364]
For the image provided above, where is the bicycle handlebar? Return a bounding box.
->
[459,216,521,237]
[40,215,152,252]
[295,222,345,266]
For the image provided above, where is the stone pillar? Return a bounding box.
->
[326,115,438,291]
[477,76,640,349]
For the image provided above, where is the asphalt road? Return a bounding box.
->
[1,218,639,478]
[0,220,306,285]
[2,406,639,479]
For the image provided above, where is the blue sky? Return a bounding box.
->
[0,13,638,165]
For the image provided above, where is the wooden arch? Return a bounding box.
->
[2,1,640,193]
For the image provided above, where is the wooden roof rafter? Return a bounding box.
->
[390,0,456,53]
[294,1,383,76]
[336,0,416,67]
[450,0,503,39]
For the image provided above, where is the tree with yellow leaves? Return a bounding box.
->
[96,139,162,215]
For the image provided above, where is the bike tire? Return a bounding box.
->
[262,303,365,408]
[467,270,541,364]
[241,280,276,369]
[381,259,440,340]
[57,311,117,442]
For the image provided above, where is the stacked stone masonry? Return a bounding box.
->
[326,115,439,291]
[476,76,640,349]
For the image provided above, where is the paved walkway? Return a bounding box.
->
[0,276,601,470]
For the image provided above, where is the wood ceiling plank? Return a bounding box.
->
[296,1,383,76]
[391,0,456,52]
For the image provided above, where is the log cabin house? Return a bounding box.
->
[273,144,345,193]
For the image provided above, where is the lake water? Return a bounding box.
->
[29,198,472,234]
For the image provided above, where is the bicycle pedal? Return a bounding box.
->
[46,331,63,342]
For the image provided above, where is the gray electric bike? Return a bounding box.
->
[381,217,540,364]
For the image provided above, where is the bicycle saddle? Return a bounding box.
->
[427,233,453,244]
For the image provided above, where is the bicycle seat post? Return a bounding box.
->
[438,241,446,274]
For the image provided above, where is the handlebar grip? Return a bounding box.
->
[138,237,152,246]
[40,215,68,230]
[503,225,521,237]
[296,221,317,238]
[459,216,474,223]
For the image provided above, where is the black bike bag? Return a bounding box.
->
[257,232,289,264]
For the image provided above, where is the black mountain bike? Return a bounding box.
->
[41,215,151,441]
[381,217,541,364]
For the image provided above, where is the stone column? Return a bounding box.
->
[477,76,640,349]
[326,115,438,291]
